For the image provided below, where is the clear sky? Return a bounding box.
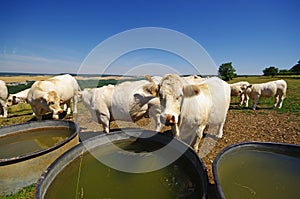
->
[0,0,299,75]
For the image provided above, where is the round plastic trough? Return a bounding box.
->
[0,120,79,195]
[213,142,300,199]
[35,129,209,198]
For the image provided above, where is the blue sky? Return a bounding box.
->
[0,0,299,75]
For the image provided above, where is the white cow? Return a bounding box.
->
[144,74,231,152]
[81,77,162,133]
[244,79,287,110]
[6,88,30,106]
[27,74,80,120]
[0,80,8,118]
[229,81,250,107]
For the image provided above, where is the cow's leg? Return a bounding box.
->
[72,95,78,114]
[244,94,249,107]
[239,94,245,106]
[96,109,110,134]
[0,100,8,118]
[216,122,225,138]
[193,125,206,152]
[278,94,285,109]
[273,95,279,108]
[64,100,71,115]
[252,95,259,110]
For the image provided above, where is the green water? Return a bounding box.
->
[0,127,72,159]
[45,141,203,199]
[217,149,300,199]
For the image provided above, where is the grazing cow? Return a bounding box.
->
[80,77,162,133]
[6,88,30,106]
[244,79,287,110]
[0,80,8,118]
[229,81,250,107]
[27,74,80,120]
[144,74,231,152]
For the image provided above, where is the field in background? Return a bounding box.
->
[0,75,299,197]
[229,76,300,116]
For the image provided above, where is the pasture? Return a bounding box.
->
[0,75,299,197]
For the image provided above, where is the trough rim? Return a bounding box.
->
[35,128,209,199]
[212,141,300,199]
[0,120,79,165]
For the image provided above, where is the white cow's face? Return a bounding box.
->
[41,91,63,116]
[6,95,18,107]
[158,74,184,126]
[239,84,249,94]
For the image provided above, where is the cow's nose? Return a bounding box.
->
[165,114,176,125]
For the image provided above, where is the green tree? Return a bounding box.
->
[290,60,300,73]
[218,62,236,81]
[263,66,278,77]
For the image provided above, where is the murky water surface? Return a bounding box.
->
[45,140,204,198]
[217,149,300,199]
[0,127,72,159]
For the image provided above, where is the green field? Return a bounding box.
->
[228,76,300,116]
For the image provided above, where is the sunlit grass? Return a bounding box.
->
[228,76,300,116]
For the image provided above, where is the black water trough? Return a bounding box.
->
[35,129,208,199]
[0,120,79,195]
[213,142,300,199]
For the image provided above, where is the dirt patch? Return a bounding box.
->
[76,104,300,184]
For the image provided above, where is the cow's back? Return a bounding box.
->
[204,77,231,125]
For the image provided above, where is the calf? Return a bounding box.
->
[0,80,8,118]
[27,74,80,120]
[6,88,30,107]
[81,77,162,133]
[244,79,287,110]
[229,81,250,107]
[144,74,231,152]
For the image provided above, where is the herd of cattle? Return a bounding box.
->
[0,74,287,151]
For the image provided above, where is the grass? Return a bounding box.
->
[228,76,300,116]
[0,184,35,199]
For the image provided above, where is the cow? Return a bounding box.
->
[6,88,30,107]
[143,74,231,152]
[243,79,287,110]
[229,81,250,107]
[0,80,8,118]
[80,76,162,133]
[27,74,80,120]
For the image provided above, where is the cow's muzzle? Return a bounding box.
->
[161,114,177,126]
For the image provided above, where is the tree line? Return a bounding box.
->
[218,60,300,81]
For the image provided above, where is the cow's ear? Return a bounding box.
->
[183,84,209,97]
[247,85,253,88]
[143,82,160,97]
[183,84,201,97]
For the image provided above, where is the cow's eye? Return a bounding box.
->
[176,93,183,101]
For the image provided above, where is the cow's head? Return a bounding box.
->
[41,91,63,118]
[144,74,188,126]
[243,84,253,95]
[239,83,250,94]
[6,95,18,107]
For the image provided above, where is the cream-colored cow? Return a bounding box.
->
[27,74,80,120]
[244,79,287,110]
